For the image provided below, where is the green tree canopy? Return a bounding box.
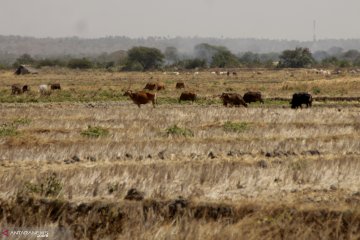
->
[278,48,315,68]
[124,46,164,71]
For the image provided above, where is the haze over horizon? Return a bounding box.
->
[1,0,359,41]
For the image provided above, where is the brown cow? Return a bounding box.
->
[11,84,22,95]
[124,90,157,108]
[144,82,165,91]
[179,91,196,103]
[220,93,247,108]
[12,84,29,95]
[50,83,61,90]
[176,82,185,89]
[243,91,264,104]
[156,82,165,90]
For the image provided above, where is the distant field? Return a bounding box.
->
[0,68,359,239]
[0,68,360,103]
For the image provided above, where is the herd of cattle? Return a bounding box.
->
[9,81,313,109]
[123,81,312,109]
[11,83,61,96]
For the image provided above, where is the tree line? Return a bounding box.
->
[2,43,360,71]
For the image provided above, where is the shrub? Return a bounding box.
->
[81,125,109,138]
[24,173,62,197]
[68,58,93,69]
[166,124,194,137]
[223,121,249,133]
[312,87,321,95]
[184,58,207,69]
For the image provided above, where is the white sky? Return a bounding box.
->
[0,0,359,40]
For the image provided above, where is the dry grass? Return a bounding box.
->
[0,69,359,239]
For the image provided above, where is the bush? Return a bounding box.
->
[312,87,321,95]
[122,60,144,71]
[24,173,62,197]
[37,58,65,68]
[81,125,109,138]
[183,58,207,69]
[68,58,93,69]
[223,121,249,133]
[166,125,194,137]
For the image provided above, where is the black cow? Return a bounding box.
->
[50,83,61,90]
[290,92,313,109]
[243,91,264,104]
[179,91,196,102]
[220,93,248,108]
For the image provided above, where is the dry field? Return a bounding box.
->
[0,68,360,239]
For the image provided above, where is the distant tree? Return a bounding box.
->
[211,50,239,68]
[194,43,219,64]
[183,58,207,69]
[164,47,179,64]
[238,52,261,67]
[195,43,239,68]
[327,47,343,56]
[342,50,360,61]
[67,58,93,69]
[37,58,65,68]
[123,46,164,71]
[321,56,339,67]
[353,56,360,67]
[278,48,315,68]
[13,53,35,67]
[312,51,330,62]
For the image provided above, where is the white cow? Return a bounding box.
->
[39,84,50,96]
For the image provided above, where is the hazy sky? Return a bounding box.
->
[0,0,359,40]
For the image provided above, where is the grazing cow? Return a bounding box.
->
[12,84,30,94]
[290,92,313,109]
[22,85,29,93]
[220,93,248,108]
[243,91,264,104]
[11,84,23,95]
[124,90,157,108]
[50,83,61,90]
[232,72,237,76]
[156,82,165,90]
[176,82,185,89]
[144,82,165,91]
[179,91,197,103]
[39,84,51,96]
[227,71,230,76]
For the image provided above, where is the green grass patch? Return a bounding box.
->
[166,124,194,137]
[81,125,109,138]
[312,87,321,95]
[223,121,249,133]
[0,124,18,137]
[0,118,31,137]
